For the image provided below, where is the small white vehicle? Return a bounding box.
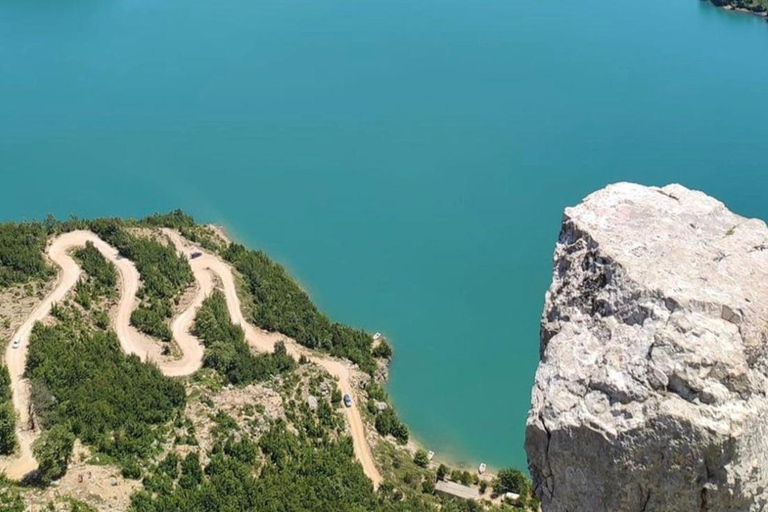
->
[11,339,20,349]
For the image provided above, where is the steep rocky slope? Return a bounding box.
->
[526,183,768,511]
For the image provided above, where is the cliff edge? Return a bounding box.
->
[526,183,768,511]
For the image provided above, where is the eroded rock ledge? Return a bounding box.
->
[526,183,768,512]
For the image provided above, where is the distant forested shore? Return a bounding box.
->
[708,0,768,20]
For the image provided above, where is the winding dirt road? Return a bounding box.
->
[163,230,383,487]
[0,230,382,487]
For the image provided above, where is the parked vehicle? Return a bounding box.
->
[343,393,353,408]
[191,251,203,259]
[11,339,20,349]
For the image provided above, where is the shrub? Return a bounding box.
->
[414,449,429,468]
[372,340,393,359]
[0,223,52,288]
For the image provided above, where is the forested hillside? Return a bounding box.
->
[194,291,296,384]
[144,210,379,374]
[0,212,529,511]
[224,244,377,374]
[26,305,186,478]
[88,219,194,341]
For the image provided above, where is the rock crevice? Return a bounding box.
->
[526,183,768,512]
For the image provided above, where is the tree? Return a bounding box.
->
[0,366,15,455]
[374,408,409,444]
[413,449,429,468]
[179,452,203,489]
[0,403,15,455]
[33,424,75,483]
[372,341,393,359]
[436,463,447,481]
[493,467,532,497]
[421,478,435,494]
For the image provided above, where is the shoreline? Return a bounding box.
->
[715,1,768,20]
[211,219,507,479]
[405,430,501,478]
[377,354,502,478]
[207,222,240,245]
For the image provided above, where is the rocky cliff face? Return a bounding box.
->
[526,183,768,512]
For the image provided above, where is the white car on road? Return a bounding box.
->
[11,339,20,349]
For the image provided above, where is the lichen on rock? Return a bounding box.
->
[526,183,768,512]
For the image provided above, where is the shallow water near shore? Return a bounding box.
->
[2,0,768,471]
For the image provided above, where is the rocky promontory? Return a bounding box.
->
[526,183,768,511]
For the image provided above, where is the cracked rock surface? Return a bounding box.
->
[526,183,768,512]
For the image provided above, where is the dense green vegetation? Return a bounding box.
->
[26,305,186,473]
[0,223,52,287]
[88,220,193,341]
[33,424,75,484]
[366,382,409,444]
[224,244,376,374]
[193,291,295,384]
[130,412,495,512]
[0,365,16,455]
[72,241,118,310]
[143,210,226,253]
[73,242,117,296]
[131,421,394,512]
[374,407,409,444]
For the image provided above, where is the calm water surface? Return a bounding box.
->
[1,0,768,470]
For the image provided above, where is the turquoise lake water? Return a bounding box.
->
[2,0,768,471]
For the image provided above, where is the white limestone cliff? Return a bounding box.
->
[526,183,768,512]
